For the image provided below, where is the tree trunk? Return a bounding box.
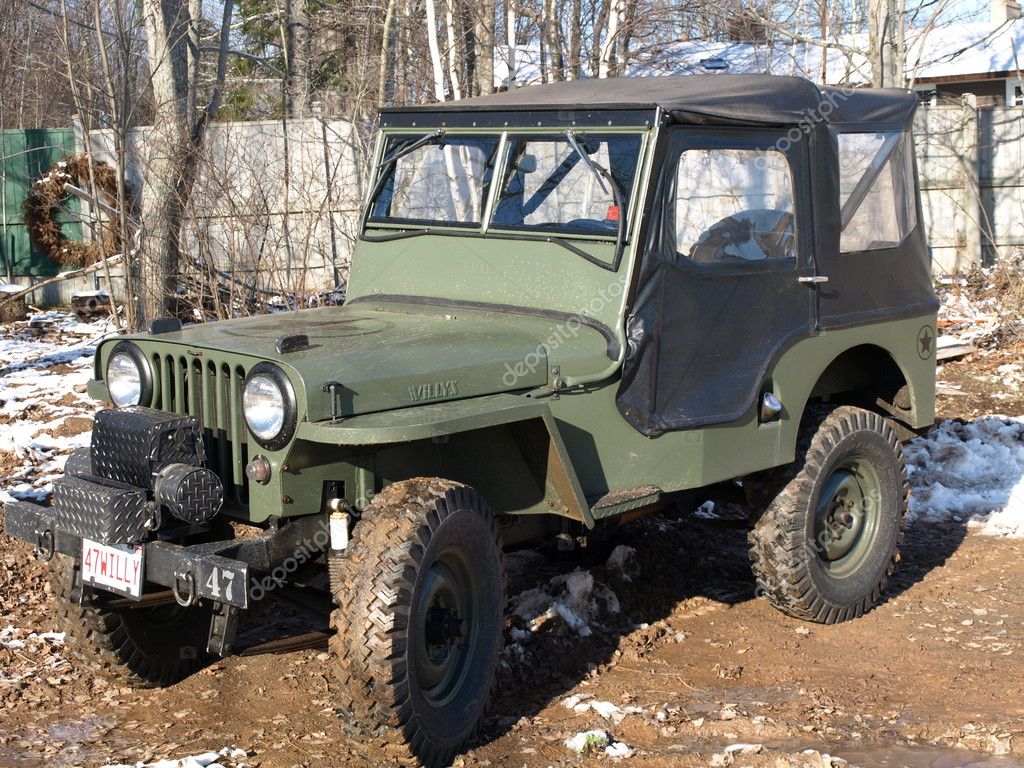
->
[285,0,311,117]
[139,0,234,324]
[541,0,563,82]
[819,0,830,85]
[567,0,581,79]
[377,0,396,107]
[473,0,494,95]
[592,0,609,77]
[504,0,516,89]
[598,0,623,78]
[187,0,201,124]
[616,0,637,76]
[446,0,463,98]
[425,0,447,100]
[867,0,900,87]
[140,0,192,323]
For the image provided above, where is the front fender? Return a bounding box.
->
[293,393,593,527]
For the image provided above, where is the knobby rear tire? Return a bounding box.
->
[748,406,909,624]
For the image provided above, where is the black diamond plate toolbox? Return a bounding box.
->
[92,407,206,489]
[52,475,153,544]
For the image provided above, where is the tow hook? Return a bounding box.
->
[35,529,55,562]
[172,571,197,607]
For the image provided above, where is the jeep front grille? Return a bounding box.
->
[150,353,249,506]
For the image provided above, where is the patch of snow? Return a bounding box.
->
[604,740,633,758]
[605,544,639,581]
[99,747,250,768]
[574,698,643,723]
[562,693,588,709]
[694,500,718,519]
[725,743,764,754]
[565,729,609,754]
[508,626,530,643]
[0,311,115,503]
[588,700,624,720]
[565,729,631,757]
[510,567,619,638]
[905,417,1024,537]
[0,626,65,649]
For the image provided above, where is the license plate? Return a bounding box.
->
[81,539,145,600]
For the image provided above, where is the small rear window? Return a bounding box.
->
[838,131,917,252]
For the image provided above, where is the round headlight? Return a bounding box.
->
[243,363,296,450]
[106,342,151,407]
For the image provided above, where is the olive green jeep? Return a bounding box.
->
[5,74,937,766]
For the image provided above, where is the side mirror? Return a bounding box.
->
[517,154,538,174]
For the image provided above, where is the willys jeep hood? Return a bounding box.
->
[107,301,595,422]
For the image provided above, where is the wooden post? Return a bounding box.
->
[959,93,983,273]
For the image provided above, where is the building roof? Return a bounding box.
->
[907,20,1024,80]
[489,19,1024,89]
[383,74,918,127]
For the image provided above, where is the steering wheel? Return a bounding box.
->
[564,218,617,232]
[688,209,794,263]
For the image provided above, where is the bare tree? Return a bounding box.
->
[426,0,449,99]
[598,0,624,77]
[472,0,496,94]
[447,0,465,98]
[868,0,904,86]
[139,0,234,323]
[284,0,311,116]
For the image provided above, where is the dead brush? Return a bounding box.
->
[983,252,1024,348]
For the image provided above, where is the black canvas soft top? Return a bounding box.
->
[382,74,917,128]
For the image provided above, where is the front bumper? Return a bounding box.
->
[3,405,333,657]
[5,499,251,608]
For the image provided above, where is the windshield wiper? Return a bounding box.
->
[565,130,609,194]
[363,128,446,227]
[564,130,627,271]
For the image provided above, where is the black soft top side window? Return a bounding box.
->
[837,130,917,252]
[668,130,806,268]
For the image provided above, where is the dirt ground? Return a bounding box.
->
[1,351,1023,768]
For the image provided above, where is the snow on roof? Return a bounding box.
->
[627,39,871,86]
[636,21,1024,84]
[907,19,1024,80]
[494,20,1024,90]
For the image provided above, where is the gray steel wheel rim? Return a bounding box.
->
[812,457,883,578]
[413,548,477,709]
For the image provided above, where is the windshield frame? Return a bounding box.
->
[363,125,650,257]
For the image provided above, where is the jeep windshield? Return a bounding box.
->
[492,133,641,236]
[368,134,500,228]
[366,131,642,239]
